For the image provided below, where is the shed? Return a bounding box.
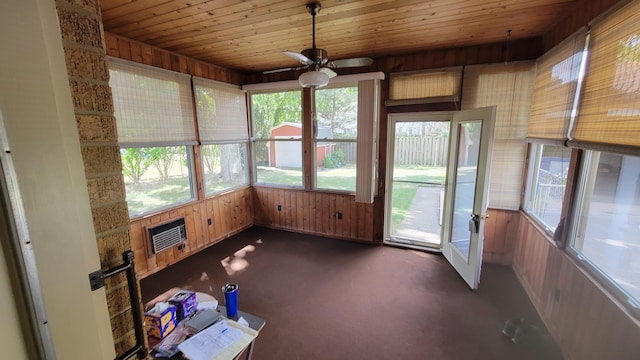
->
[268,122,335,168]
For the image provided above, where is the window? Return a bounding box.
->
[250,90,303,187]
[109,58,197,217]
[314,85,358,191]
[524,144,571,231]
[201,144,248,194]
[120,146,195,217]
[569,150,640,307]
[243,73,383,199]
[193,78,249,195]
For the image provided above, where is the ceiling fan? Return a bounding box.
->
[263,2,374,88]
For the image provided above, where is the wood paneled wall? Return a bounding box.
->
[542,0,622,52]
[244,37,543,84]
[483,209,521,264]
[104,31,243,84]
[130,188,253,279]
[252,187,375,243]
[514,214,640,360]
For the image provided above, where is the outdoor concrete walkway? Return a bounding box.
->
[393,186,443,245]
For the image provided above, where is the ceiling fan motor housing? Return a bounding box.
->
[301,48,328,65]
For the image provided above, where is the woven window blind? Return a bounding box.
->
[388,68,462,104]
[572,0,640,147]
[108,58,196,146]
[462,62,536,210]
[528,28,587,142]
[193,77,248,143]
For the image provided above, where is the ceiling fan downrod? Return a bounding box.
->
[307,2,321,49]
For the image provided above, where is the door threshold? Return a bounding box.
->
[384,238,442,253]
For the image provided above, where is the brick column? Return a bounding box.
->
[55,0,141,356]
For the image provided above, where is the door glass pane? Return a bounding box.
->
[389,121,449,246]
[450,121,482,259]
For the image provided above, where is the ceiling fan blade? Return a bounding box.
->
[329,57,374,68]
[320,67,337,78]
[263,65,308,74]
[283,51,313,65]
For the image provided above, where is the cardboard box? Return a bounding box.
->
[169,290,197,321]
[144,304,177,339]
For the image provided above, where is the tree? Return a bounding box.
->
[121,148,155,184]
[315,87,357,138]
[251,91,301,163]
[148,147,178,180]
[202,145,219,175]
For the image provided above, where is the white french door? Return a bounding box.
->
[384,107,495,289]
[441,106,495,289]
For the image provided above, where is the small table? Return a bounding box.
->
[217,306,266,360]
[148,305,265,360]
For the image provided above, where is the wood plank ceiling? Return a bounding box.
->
[100,0,581,73]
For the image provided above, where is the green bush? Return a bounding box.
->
[323,149,346,169]
[331,149,346,167]
[323,155,335,168]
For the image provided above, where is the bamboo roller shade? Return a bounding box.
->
[574,0,640,147]
[528,28,587,141]
[461,62,535,210]
[389,69,462,100]
[109,58,196,146]
[193,77,248,143]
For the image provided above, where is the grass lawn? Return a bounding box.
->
[390,165,446,229]
[123,165,447,223]
[125,177,192,216]
[256,165,357,191]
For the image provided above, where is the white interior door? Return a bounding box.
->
[441,106,495,289]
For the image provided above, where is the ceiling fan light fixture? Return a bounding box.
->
[299,70,329,88]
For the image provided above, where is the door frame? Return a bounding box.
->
[384,111,454,251]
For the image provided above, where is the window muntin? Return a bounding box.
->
[524,144,570,232]
[569,150,640,307]
[314,85,358,191]
[121,146,195,217]
[250,90,303,187]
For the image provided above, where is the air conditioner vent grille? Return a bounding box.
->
[149,218,186,254]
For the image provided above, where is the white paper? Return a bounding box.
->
[196,300,219,311]
[237,317,249,327]
[177,319,256,360]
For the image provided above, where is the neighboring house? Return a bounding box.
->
[268,122,335,168]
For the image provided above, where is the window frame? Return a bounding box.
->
[312,83,358,193]
[248,88,304,188]
[120,145,197,218]
[192,77,250,196]
[108,58,199,219]
[523,143,572,234]
[566,149,640,315]
[201,142,250,196]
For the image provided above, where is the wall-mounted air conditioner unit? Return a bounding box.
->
[148,218,186,254]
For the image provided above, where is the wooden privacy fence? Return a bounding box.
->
[395,136,448,166]
[332,136,448,166]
